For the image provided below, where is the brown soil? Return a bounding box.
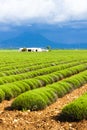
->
[0,85,87,130]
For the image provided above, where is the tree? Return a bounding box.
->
[21,48,27,52]
[46,46,51,51]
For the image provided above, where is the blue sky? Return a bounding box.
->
[0,0,87,47]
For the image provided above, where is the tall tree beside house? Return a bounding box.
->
[21,48,27,52]
[46,46,51,51]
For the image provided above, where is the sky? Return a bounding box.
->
[0,0,87,25]
[0,0,87,48]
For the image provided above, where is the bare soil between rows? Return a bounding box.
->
[0,85,87,130]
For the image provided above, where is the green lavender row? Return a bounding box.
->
[0,63,87,102]
[0,59,33,71]
[0,60,48,72]
[0,60,73,77]
[60,92,87,121]
[0,58,61,72]
[11,70,87,111]
[0,61,85,85]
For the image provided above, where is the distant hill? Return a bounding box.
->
[0,24,87,49]
[0,32,55,49]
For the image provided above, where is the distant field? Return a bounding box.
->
[0,49,87,120]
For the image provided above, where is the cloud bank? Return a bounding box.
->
[0,0,87,24]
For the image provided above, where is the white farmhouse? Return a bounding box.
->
[19,48,48,52]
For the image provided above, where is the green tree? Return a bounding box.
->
[46,46,51,51]
[21,48,27,52]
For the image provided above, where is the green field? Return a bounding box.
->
[0,50,87,120]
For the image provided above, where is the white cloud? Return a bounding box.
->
[0,0,87,24]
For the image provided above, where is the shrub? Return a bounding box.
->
[24,79,42,89]
[1,86,14,100]
[33,88,52,105]
[40,87,58,103]
[49,73,59,82]
[11,91,47,111]
[14,81,30,93]
[21,48,27,52]
[48,84,67,97]
[64,78,81,89]
[0,79,4,85]
[11,70,87,111]
[0,89,5,102]
[60,93,87,121]
[8,85,22,97]
[58,82,73,93]
[11,86,58,111]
